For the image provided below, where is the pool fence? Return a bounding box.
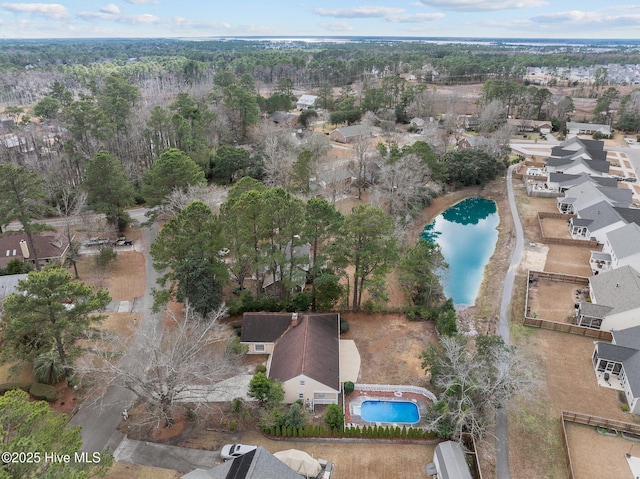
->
[353,384,437,402]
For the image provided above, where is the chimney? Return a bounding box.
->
[291,312,299,327]
[19,239,30,259]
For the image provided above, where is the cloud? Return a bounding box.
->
[313,6,405,18]
[390,13,445,23]
[100,4,120,15]
[123,0,158,4]
[320,21,354,31]
[1,2,69,20]
[417,0,547,11]
[530,10,640,28]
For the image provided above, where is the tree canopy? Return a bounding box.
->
[0,389,111,479]
[444,148,504,187]
[1,268,110,379]
[142,148,206,206]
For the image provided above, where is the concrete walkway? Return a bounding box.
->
[494,164,525,479]
[113,433,220,473]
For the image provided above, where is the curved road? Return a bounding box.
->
[495,164,525,479]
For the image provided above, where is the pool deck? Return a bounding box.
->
[345,389,432,429]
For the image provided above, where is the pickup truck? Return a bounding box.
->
[83,237,110,247]
[113,236,134,246]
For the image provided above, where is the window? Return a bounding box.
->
[300,380,305,386]
[254,344,265,352]
[298,393,304,400]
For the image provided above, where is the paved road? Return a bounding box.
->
[494,164,525,479]
[70,223,162,453]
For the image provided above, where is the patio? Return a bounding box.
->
[344,386,433,429]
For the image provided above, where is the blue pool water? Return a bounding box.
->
[360,400,420,424]
[422,197,499,307]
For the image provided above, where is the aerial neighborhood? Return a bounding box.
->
[2,31,640,479]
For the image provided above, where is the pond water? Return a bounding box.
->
[421,197,499,308]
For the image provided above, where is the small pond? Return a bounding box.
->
[422,197,499,308]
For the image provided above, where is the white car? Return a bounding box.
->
[220,444,257,461]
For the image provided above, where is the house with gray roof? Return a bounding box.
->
[546,156,610,177]
[328,124,373,143]
[426,441,473,479]
[592,325,640,414]
[576,265,640,330]
[567,121,612,137]
[547,173,618,193]
[550,137,607,162]
[569,200,627,243]
[557,182,632,214]
[590,223,640,274]
[181,446,302,479]
[296,94,317,110]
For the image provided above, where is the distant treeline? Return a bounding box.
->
[2,38,640,87]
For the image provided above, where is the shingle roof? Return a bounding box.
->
[434,441,473,479]
[589,265,640,315]
[606,223,640,260]
[268,313,340,391]
[0,233,69,268]
[561,182,631,211]
[612,325,640,348]
[614,207,640,227]
[577,201,624,233]
[579,302,613,319]
[334,124,372,138]
[241,313,293,342]
[181,447,302,479]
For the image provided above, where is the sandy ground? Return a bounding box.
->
[565,423,636,479]
[544,246,594,276]
[527,280,581,323]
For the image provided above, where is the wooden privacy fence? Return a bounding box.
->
[524,270,612,341]
[523,317,613,341]
[560,411,640,479]
[537,212,600,248]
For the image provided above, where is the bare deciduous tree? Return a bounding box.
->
[77,305,243,427]
[349,138,372,200]
[421,335,539,442]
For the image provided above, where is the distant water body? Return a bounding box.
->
[214,36,640,48]
[422,197,499,308]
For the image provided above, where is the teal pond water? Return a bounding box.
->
[421,197,499,307]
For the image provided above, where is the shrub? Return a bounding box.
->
[622,404,630,412]
[29,383,57,402]
[254,363,267,374]
[343,381,355,395]
[324,403,345,430]
[33,350,65,385]
[0,382,32,394]
[231,397,245,413]
[340,318,350,334]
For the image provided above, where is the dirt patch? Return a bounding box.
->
[105,462,181,479]
[544,245,594,276]
[540,217,572,239]
[526,279,582,323]
[565,422,635,479]
[76,251,146,301]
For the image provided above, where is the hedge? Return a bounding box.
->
[29,383,57,402]
[262,423,436,440]
[0,382,32,394]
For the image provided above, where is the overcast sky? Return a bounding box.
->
[1,1,640,40]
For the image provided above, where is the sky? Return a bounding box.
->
[1,1,640,40]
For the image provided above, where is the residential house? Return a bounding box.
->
[267,313,340,408]
[576,265,640,330]
[181,446,302,479]
[268,111,297,127]
[426,441,473,479]
[0,233,70,269]
[463,115,480,131]
[0,273,28,302]
[241,312,343,409]
[240,312,294,355]
[567,121,612,137]
[590,223,640,274]
[261,241,311,297]
[296,95,318,110]
[545,156,610,177]
[328,124,373,143]
[557,182,632,214]
[592,325,640,414]
[569,200,627,243]
[507,118,553,134]
[547,173,618,193]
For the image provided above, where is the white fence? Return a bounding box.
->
[354,383,437,402]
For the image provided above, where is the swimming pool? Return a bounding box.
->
[360,400,420,424]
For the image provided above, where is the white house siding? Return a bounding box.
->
[242,342,276,355]
[588,221,627,244]
[281,374,339,406]
[601,309,640,332]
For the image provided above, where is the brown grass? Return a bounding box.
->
[105,462,181,479]
[76,251,146,301]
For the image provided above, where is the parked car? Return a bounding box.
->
[83,237,110,247]
[220,444,257,461]
[113,236,134,246]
